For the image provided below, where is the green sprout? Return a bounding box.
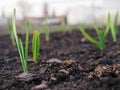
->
[58,18,66,33]
[104,13,111,39]
[32,31,40,63]
[12,9,30,73]
[79,12,113,50]
[8,21,16,46]
[109,12,119,42]
[66,24,73,33]
[80,27,104,50]
[44,19,50,42]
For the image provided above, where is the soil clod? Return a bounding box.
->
[16,72,36,82]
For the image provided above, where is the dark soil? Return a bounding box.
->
[0,29,120,90]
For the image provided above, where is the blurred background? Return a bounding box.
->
[0,0,120,35]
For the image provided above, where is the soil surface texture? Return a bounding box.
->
[0,29,120,90]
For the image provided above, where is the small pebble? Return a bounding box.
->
[47,58,62,63]
[81,37,86,42]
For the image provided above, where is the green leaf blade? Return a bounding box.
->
[80,28,101,49]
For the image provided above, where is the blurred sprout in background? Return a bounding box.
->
[0,0,120,34]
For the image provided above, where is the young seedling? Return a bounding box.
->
[79,12,113,50]
[12,9,30,73]
[8,21,16,46]
[80,25,105,50]
[32,31,40,63]
[58,18,66,33]
[104,13,111,39]
[79,23,110,50]
[44,19,50,42]
[66,24,73,33]
[109,12,119,42]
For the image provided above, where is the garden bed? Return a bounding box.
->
[0,29,120,90]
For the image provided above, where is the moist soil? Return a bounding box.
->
[0,29,120,90]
